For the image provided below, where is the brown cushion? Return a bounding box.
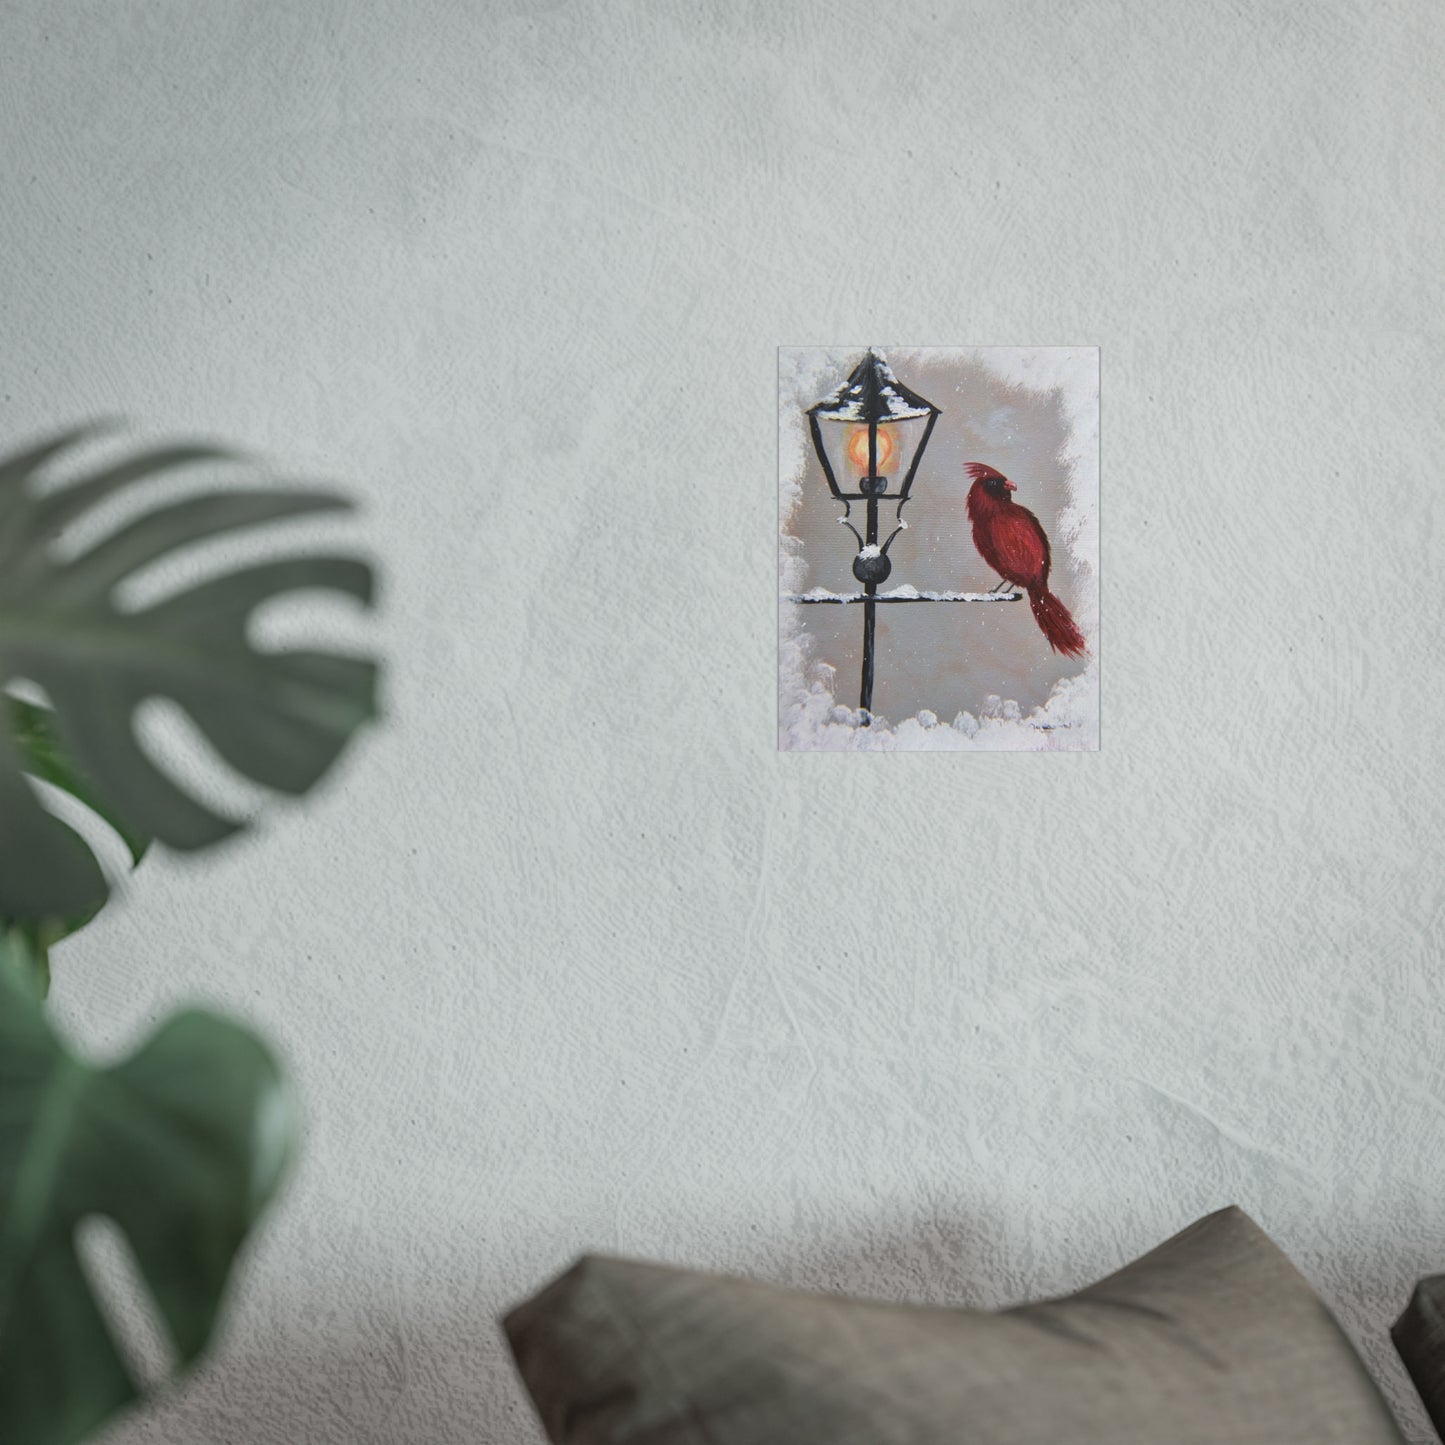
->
[1393,1275,1445,1441]
[503,1206,1405,1445]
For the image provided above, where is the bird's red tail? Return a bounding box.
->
[1028,586,1086,657]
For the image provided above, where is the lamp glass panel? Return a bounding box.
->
[818,413,930,493]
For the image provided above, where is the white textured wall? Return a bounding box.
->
[4,2,1443,1441]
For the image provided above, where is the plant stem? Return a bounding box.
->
[0,922,50,1000]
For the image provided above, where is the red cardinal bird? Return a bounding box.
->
[964,462,1086,657]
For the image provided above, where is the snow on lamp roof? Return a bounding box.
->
[807,351,938,423]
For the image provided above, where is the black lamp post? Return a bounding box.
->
[794,350,1021,723]
[807,352,938,718]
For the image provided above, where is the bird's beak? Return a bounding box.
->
[1004,480,1017,492]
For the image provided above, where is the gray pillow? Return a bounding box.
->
[504,1206,1405,1445]
[1394,1275,1445,1441]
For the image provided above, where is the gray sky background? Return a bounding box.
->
[782,348,1096,724]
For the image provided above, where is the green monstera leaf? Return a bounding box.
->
[9,695,150,870]
[0,934,295,1445]
[0,425,378,925]
[5,697,152,994]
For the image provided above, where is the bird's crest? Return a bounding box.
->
[964,462,1007,483]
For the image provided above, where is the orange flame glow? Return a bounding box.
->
[846,425,894,473]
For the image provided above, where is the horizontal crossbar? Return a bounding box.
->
[786,589,1022,605]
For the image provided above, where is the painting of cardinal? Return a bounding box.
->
[964,462,1086,657]
[779,346,1098,752]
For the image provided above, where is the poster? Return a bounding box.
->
[779,347,1099,751]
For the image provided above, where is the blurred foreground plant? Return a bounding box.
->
[0,427,379,1445]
